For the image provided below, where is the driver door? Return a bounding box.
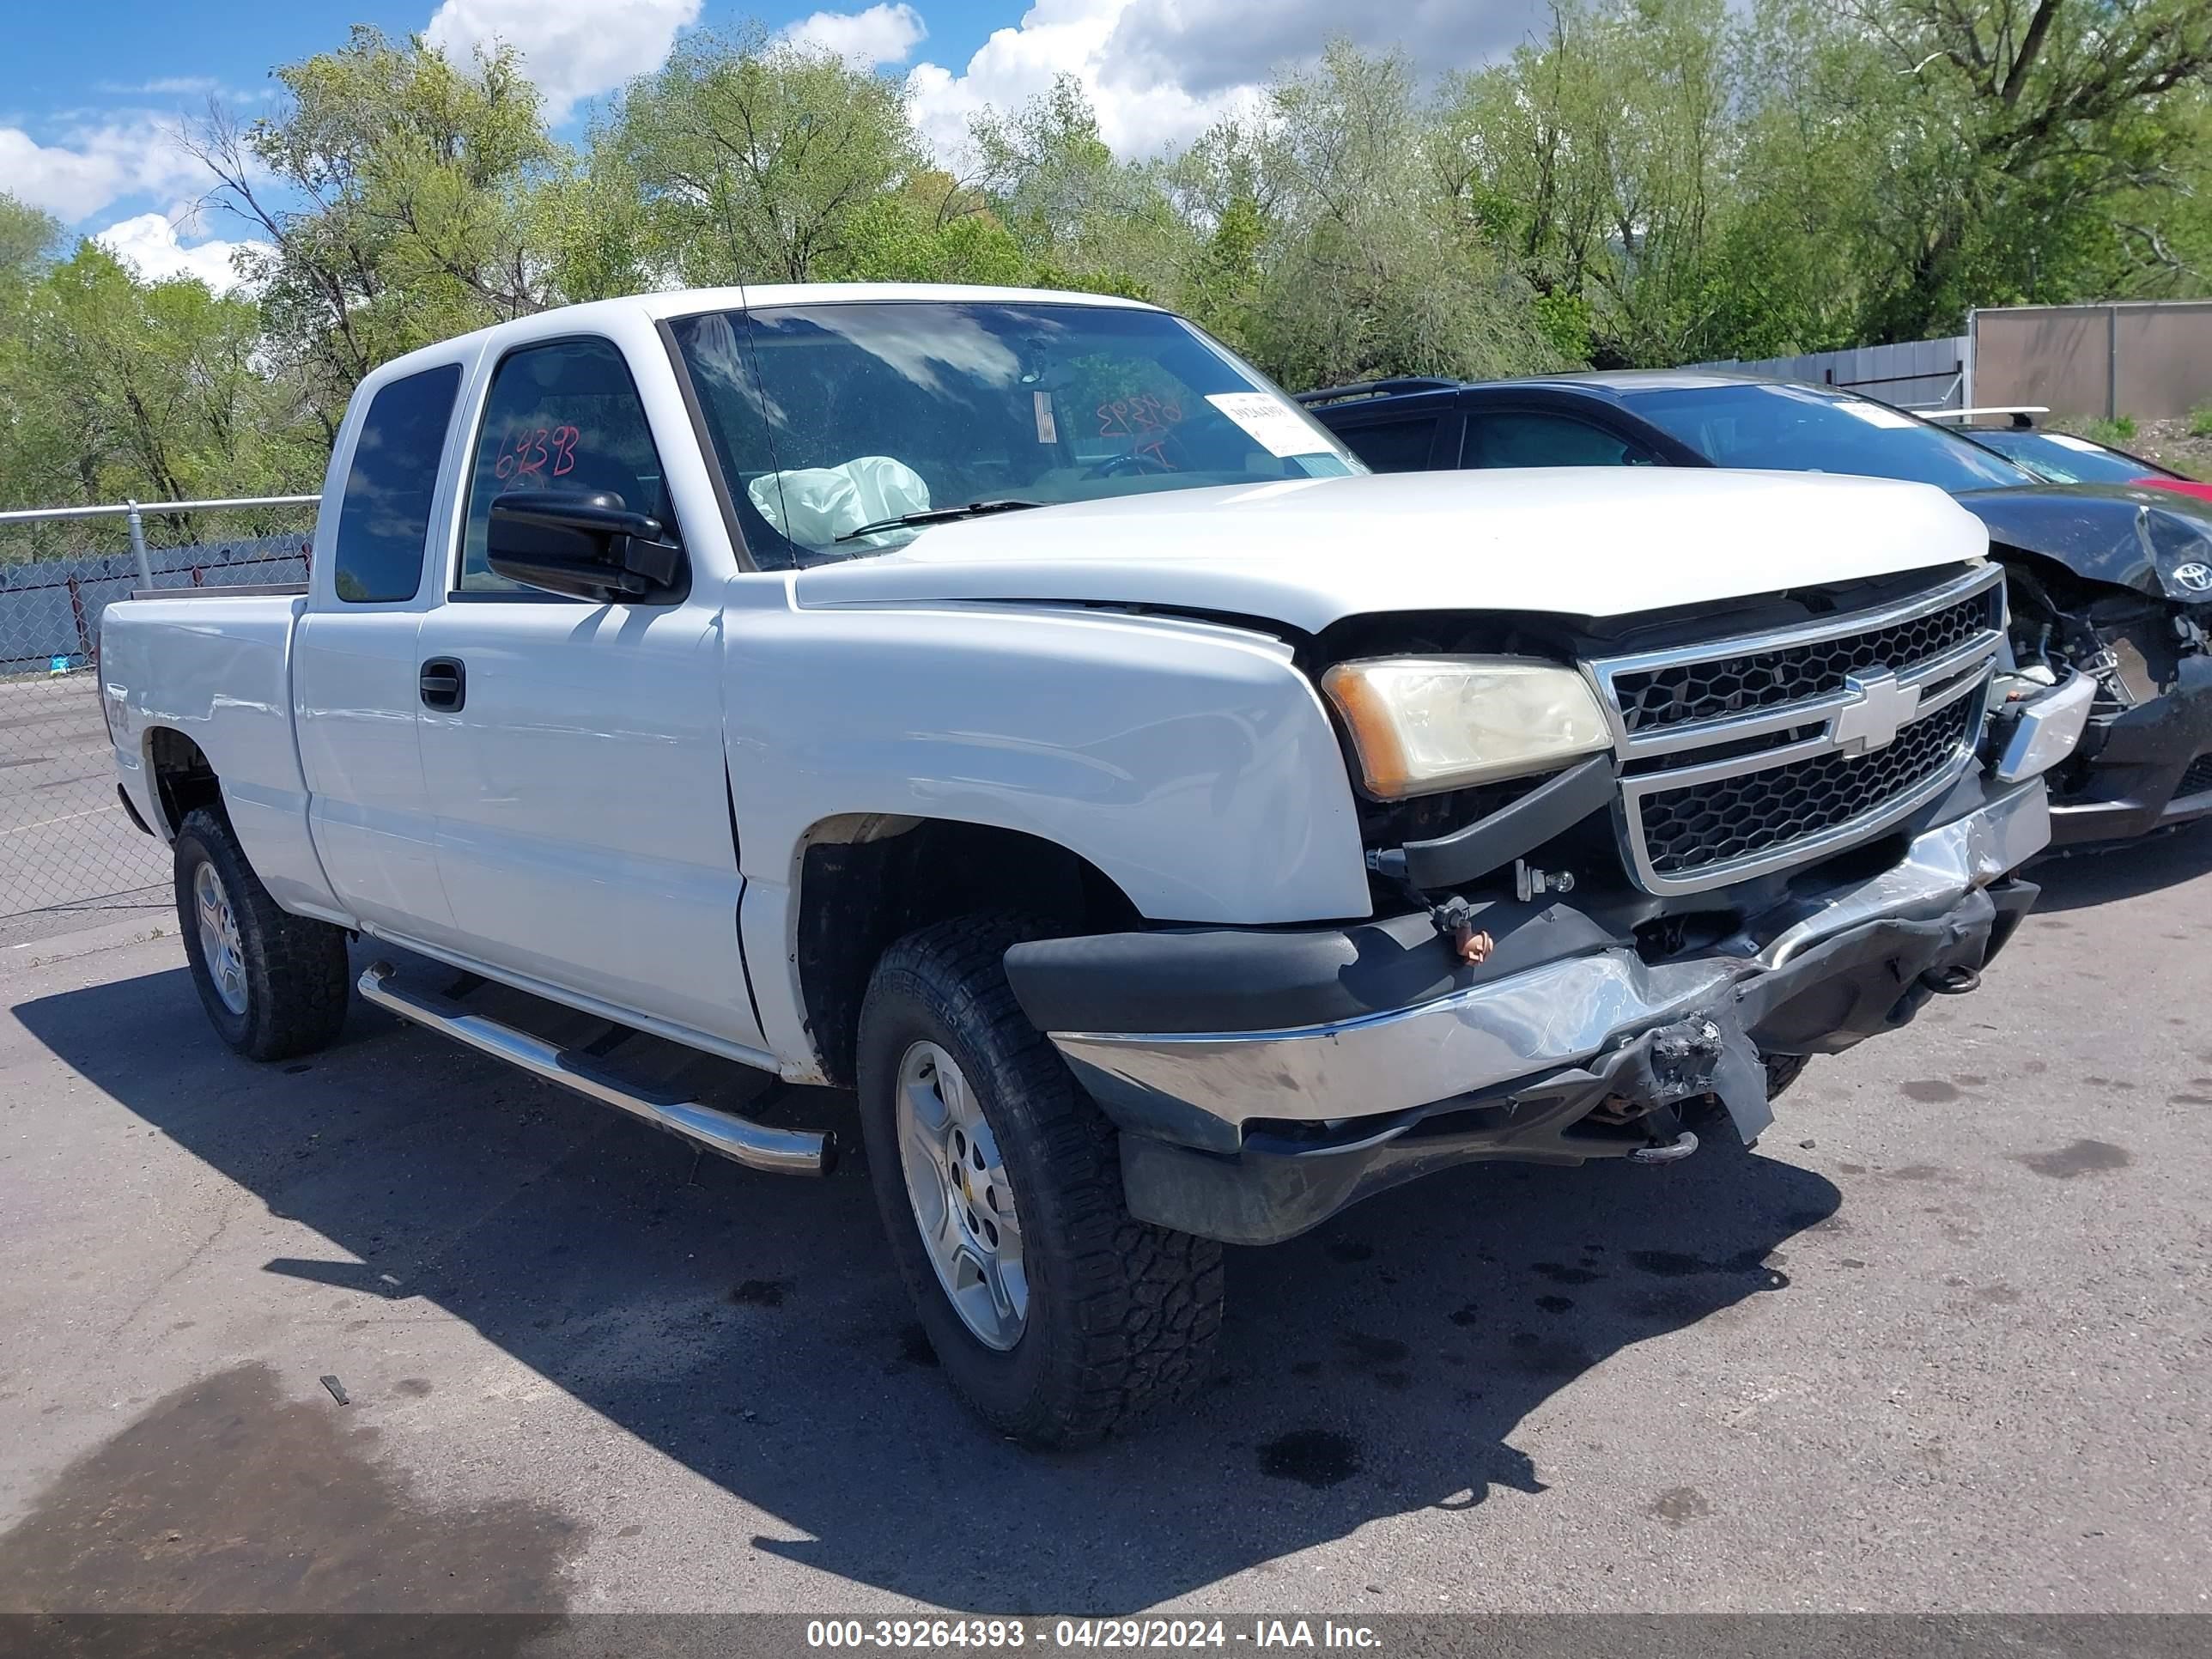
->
[413,334,763,1051]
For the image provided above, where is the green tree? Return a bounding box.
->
[0,239,320,556]
[1224,41,1564,388]
[817,172,1030,283]
[1442,0,1823,368]
[1777,0,2212,337]
[969,76,1188,297]
[2110,81,2212,295]
[0,195,60,278]
[0,197,79,526]
[605,27,925,285]
[189,25,558,434]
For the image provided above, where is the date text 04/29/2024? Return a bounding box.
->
[804,1621,1382,1650]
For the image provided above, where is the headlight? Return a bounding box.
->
[1321,655,1612,799]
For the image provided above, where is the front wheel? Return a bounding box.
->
[1763,1051,1811,1100]
[173,807,351,1060]
[856,915,1224,1447]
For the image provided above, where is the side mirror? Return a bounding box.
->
[487,489,683,600]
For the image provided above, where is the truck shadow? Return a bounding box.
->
[13,955,1837,1613]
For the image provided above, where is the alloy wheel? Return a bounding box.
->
[894,1039,1028,1350]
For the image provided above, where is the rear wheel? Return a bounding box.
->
[173,807,351,1060]
[856,914,1224,1447]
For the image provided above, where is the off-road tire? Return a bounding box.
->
[856,913,1224,1447]
[173,807,351,1060]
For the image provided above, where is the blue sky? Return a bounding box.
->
[4,0,1550,287]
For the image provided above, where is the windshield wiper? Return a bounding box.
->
[834,499,1046,543]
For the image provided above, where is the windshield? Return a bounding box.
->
[1617,381,2034,494]
[1965,427,2170,485]
[669,301,1363,568]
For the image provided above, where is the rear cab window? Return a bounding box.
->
[331,364,463,603]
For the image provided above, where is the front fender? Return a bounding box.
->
[722,592,1370,926]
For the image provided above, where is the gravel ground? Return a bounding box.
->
[0,831,2208,1624]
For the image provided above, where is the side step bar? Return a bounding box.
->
[359,962,834,1176]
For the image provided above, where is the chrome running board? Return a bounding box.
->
[359,962,834,1176]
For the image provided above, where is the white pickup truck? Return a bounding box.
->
[101,283,2073,1446]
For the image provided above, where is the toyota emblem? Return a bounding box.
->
[2173,561,2212,593]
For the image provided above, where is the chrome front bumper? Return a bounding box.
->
[1047,777,2050,1139]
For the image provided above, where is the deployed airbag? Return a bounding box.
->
[747,456,930,549]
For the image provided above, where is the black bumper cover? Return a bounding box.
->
[2047,653,2212,846]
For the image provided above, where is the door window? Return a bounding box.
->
[457,337,678,592]
[331,364,461,603]
[1334,416,1442,472]
[1463,410,1652,468]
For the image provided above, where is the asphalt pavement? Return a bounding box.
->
[0,830,2207,1621]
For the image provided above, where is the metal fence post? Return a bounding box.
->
[2106,307,2119,421]
[125,501,154,591]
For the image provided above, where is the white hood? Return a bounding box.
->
[789,467,1988,634]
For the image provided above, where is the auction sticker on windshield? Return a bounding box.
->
[1835,401,1918,429]
[1206,392,1334,457]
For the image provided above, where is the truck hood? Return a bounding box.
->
[1954,483,2212,604]
[790,468,1987,633]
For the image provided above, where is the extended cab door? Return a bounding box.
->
[294,359,471,938]
[412,331,764,1052]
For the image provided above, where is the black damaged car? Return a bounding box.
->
[1301,371,2212,848]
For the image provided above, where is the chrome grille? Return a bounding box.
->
[1589,564,2006,896]
[1612,585,2002,734]
[1638,696,1979,879]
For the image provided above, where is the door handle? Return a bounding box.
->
[419,657,466,711]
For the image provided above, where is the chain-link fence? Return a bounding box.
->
[0,497,319,934]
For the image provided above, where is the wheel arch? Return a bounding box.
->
[143,725,223,840]
[787,813,1143,1088]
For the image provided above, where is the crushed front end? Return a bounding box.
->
[2001,558,2212,844]
[1961,483,2212,846]
[1006,561,2057,1245]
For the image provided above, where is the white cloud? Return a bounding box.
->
[904,0,1552,167]
[0,118,214,222]
[94,211,268,292]
[782,3,927,68]
[94,76,220,96]
[905,0,1237,167]
[1103,0,1549,98]
[425,0,702,124]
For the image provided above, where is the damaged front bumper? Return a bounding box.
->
[1006,778,2049,1246]
[2045,653,2212,846]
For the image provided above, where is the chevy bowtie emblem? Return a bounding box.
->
[1832,669,1919,754]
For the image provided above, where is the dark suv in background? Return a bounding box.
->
[1301,372,2212,848]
